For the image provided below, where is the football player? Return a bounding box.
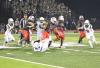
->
[4,18,15,46]
[84,20,96,48]
[18,16,35,46]
[32,18,51,52]
[57,15,65,48]
[50,16,65,48]
[77,15,85,43]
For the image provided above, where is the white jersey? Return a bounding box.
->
[84,23,95,41]
[4,23,15,43]
[84,20,96,48]
[8,21,14,29]
[32,38,50,52]
[84,24,94,36]
[36,21,44,40]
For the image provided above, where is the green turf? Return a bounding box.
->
[0,57,55,68]
[0,32,100,68]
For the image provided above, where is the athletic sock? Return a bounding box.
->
[48,41,52,47]
[78,37,82,43]
[59,39,63,48]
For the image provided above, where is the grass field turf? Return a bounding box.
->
[0,32,100,68]
[0,56,57,68]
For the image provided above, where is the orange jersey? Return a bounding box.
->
[79,31,85,38]
[54,27,64,40]
[41,31,49,40]
[19,30,29,41]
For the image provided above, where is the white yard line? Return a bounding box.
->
[0,56,64,68]
[64,49,79,51]
[45,52,51,54]
[63,51,69,53]
[51,42,86,48]
[0,46,21,49]
[64,48,100,54]
[6,53,13,55]
[64,49,75,50]
[72,50,80,52]
[83,51,100,54]
[26,52,33,55]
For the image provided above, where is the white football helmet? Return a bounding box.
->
[84,20,91,29]
[58,15,64,21]
[8,18,14,25]
[28,16,34,21]
[50,17,57,23]
[79,15,84,20]
[84,20,90,24]
[39,17,45,21]
[8,18,14,23]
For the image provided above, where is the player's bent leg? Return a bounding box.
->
[78,31,85,43]
[92,35,97,44]
[40,39,49,52]
[88,39,93,48]
[48,41,52,47]
[87,35,93,48]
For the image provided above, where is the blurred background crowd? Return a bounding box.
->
[0,0,100,33]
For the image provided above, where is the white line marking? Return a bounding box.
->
[51,42,87,47]
[0,56,64,68]
[26,52,33,55]
[45,52,51,54]
[63,51,69,53]
[64,49,77,51]
[0,46,21,49]
[64,48,100,54]
[6,53,12,55]
[83,51,100,54]
[72,50,80,52]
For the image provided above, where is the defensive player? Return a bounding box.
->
[57,15,65,48]
[18,16,35,46]
[50,16,65,48]
[77,15,85,43]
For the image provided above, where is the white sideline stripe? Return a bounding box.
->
[45,52,51,54]
[6,53,13,55]
[64,49,75,50]
[63,51,69,53]
[0,46,21,49]
[0,56,64,68]
[71,49,80,52]
[83,51,100,54]
[51,42,87,48]
[64,49,79,51]
[64,48,100,54]
[26,52,33,55]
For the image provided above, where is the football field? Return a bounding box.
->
[0,32,100,68]
[0,56,57,68]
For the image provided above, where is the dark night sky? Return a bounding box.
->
[64,0,100,18]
